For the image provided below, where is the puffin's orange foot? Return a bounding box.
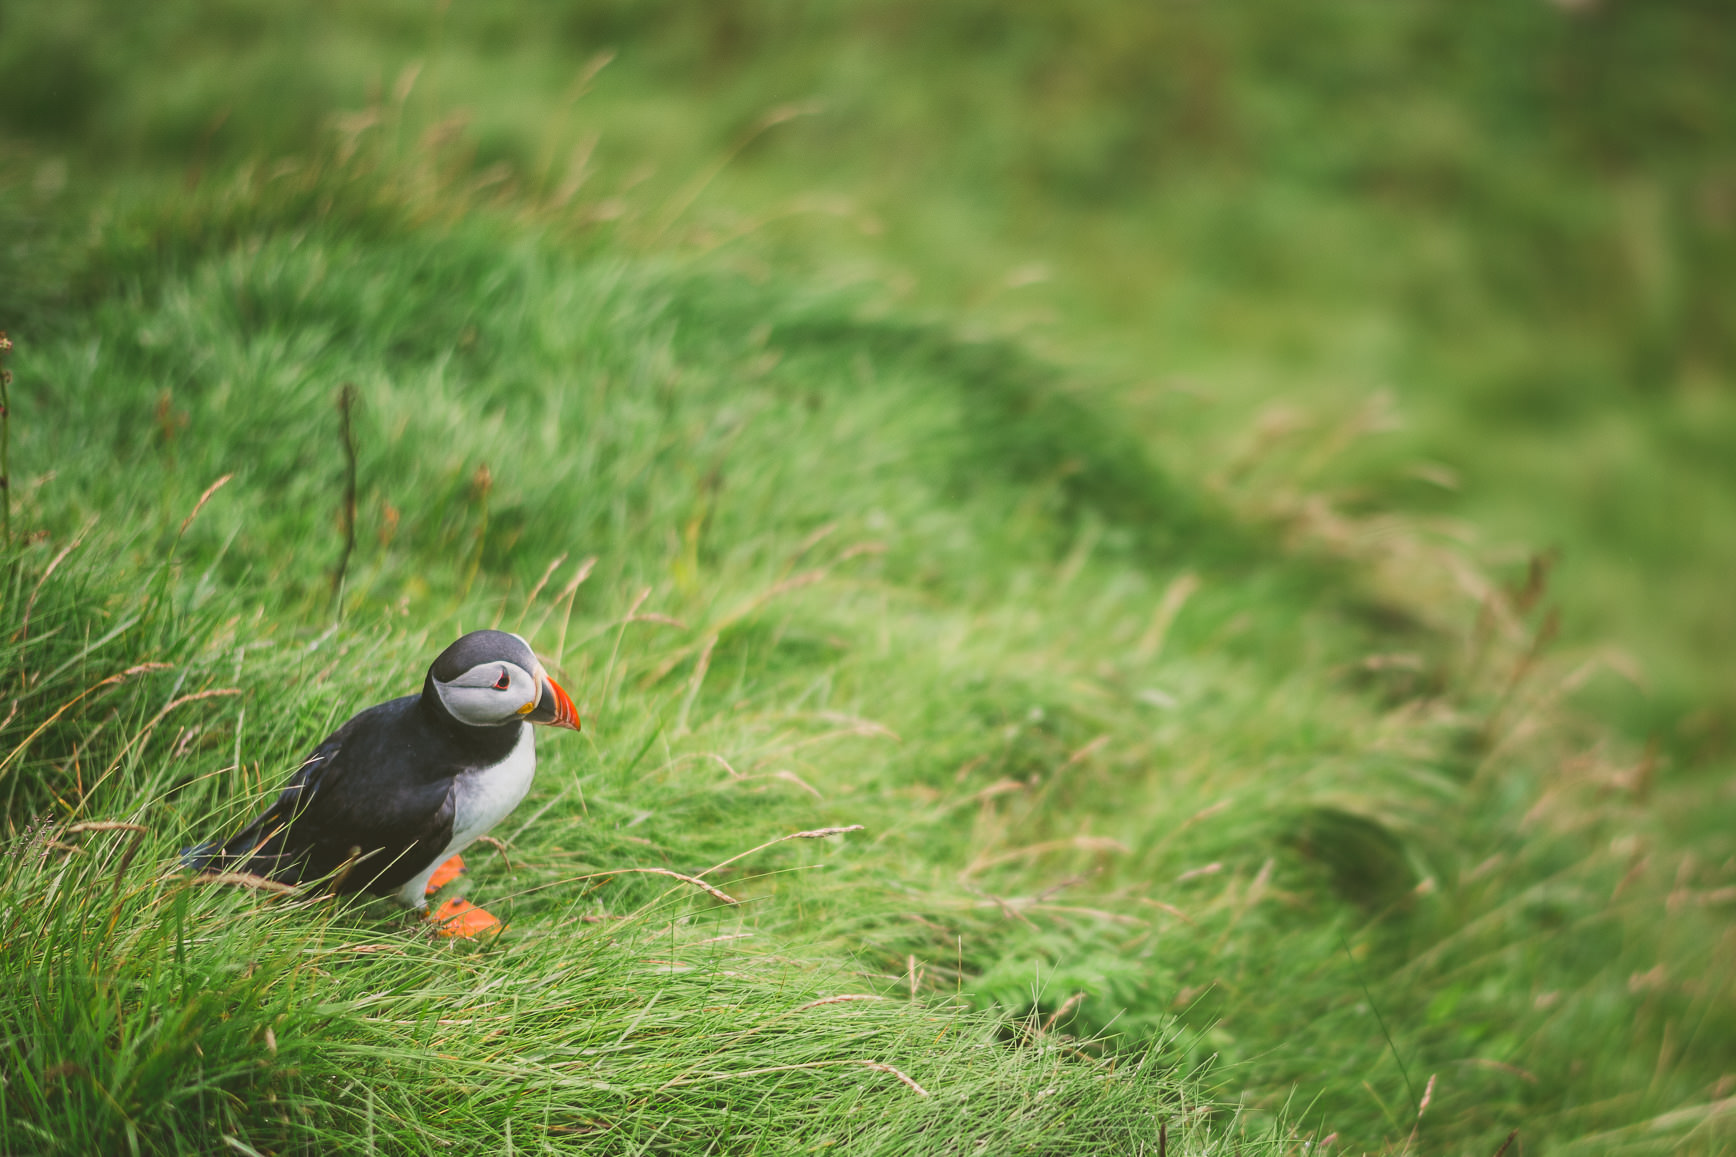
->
[431,897,502,940]
[424,855,466,896]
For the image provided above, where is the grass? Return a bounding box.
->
[7,0,1731,748]
[6,810,1239,1154]
[1,2,1734,1153]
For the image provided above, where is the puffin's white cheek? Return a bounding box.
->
[440,687,500,726]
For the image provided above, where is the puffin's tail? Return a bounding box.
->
[179,838,224,872]
[180,810,275,873]
[179,809,298,880]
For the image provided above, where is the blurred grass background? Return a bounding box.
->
[5,0,1733,760]
[1,1,1733,1153]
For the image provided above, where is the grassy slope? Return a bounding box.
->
[5,203,1280,1153]
[1,1,1733,1154]
[8,0,1731,751]
[0,166,1727,1155]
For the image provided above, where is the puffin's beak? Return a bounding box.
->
[526,668,581,730]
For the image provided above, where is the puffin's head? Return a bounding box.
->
[426,629,581,730]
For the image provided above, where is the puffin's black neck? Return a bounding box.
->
[418,674,526,763]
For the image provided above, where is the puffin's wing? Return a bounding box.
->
[185,695,467,895]
[182,722,362,881]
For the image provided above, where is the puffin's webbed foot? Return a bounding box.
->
[430,897,503,939]
[424,854,466,896]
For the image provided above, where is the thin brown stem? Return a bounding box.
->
[0,330,14,547]
[332,383,360,616]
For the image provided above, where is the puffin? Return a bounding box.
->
[184,629,580,936]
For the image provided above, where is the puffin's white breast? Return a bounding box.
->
[451,724,538,846]
[395,725,537,908]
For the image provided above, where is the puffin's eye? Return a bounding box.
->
[493,669,512,691]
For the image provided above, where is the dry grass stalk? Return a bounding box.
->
[687,992,893,1066]
[723,568,828,627]
[662,1058,928,1097]
[471,834,513,871]
[1024,902,1146,927]
[639,551,855,687]
[1404,1072,1437,1150]
[1041,992,1085,1032]
[1136,572,1200,661]
[17,517,96,655]
[521,552,568,616]
[1135,897,1194,925]
[86,687,243,802]
[674,633,717,736]
[1061,734,1111,769]
[194,871,298,896]
[645,100,822,246]
[653,751,811,796]
[488,861,740,909]
[790,994,890,1013]
[753,722,899,762]
[652,757,826,802]
[973,779,1025,804]
[530,554,595,662]
[599,586,652,703]
[788,825,867,840]
[68,820,152,901]
[1212,857,1274,954]
[0,663,172,782]
[1482,651,1630,780]
[1461,1058,1538,1086]
[962,888,1040,930]
[313,943,406,957]
[178,474,234,538]
[597,867,739,904]
[64,821,147,836]
[698,825,865,879]
[965,834,1129,877]
[704,752,744,778]
[861,1062,930,1097]
[786,521,838,567]
[762,769,823,799]
[1477,606,1561,766]
[327,846,364,894]
[158,688,244,714]
[1148,799,1232,861]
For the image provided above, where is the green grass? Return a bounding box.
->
[2,2,1734,1153]
[7,0,1731,748]
[6,812,1238,1154]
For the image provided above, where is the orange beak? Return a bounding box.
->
[527,669,581,730]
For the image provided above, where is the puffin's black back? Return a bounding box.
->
[184,679,525,895]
